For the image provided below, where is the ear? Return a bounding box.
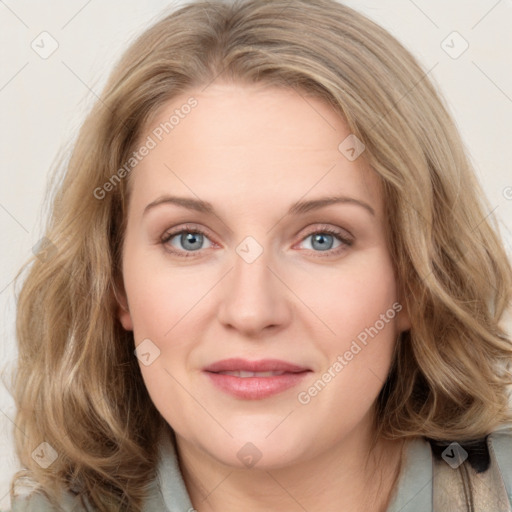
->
[114,279,133,331]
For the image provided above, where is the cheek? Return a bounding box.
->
[296,249,399,392]
[123,248,212,341]
[295,248,399,339]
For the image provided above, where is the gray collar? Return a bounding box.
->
[386,436,433,511]
[142,426,195,512]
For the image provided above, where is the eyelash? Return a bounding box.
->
[160,223,353,258]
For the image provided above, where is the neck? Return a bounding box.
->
[175,427,406,512]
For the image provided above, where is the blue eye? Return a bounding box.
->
[298,228,353,255]
[161,226,213,257]
[304,232,337,251]
[161,224,352,258]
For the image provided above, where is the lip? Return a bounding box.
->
[203,358,310,373]
[203,358,311,400]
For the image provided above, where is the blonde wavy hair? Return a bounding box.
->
[9,0,512,510]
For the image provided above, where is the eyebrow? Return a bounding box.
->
[143,194,375,217]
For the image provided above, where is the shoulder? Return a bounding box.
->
[487,424,512,505]
[11,492,56,512]
[10,488,89,511]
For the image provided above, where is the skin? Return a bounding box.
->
[117,81,411,512]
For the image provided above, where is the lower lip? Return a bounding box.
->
[204,371,310,400]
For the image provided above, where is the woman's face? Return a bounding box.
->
[118,82,410,469]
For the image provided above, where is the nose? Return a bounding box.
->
[216,241,292,337]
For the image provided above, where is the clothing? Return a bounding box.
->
[10,425,512,511]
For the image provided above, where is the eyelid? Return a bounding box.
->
[298,223,353,243]
[161,223,212,243]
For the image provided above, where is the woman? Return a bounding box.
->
[9,0,512,510]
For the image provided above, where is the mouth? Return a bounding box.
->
[214,370,290,377]
[203,358,312,400]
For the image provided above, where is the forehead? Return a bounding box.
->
[127,82,382,216]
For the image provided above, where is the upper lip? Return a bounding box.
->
[203,358,310,373]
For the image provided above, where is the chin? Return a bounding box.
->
[195,421,311,470]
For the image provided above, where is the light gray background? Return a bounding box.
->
[1,0,511,508]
